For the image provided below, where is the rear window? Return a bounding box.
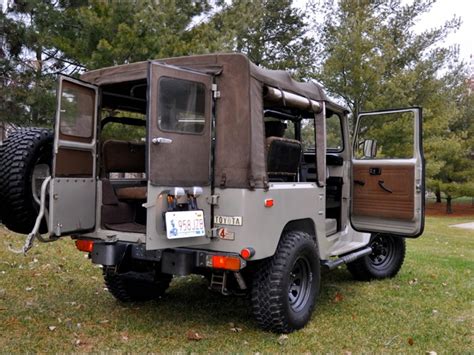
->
[60,80,95,138]
[158,77,206,134]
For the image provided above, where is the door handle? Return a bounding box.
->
[354,179,365,186]
[378,180,393,193]
[152,137,173,145]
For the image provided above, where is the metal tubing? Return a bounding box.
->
[9,176,52,254]
[263,86,322,113]
[322,246,373,270]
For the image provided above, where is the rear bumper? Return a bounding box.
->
[89,240,246,276]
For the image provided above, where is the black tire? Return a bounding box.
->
[251,231,320,333]
[347,234,406,281]
[0,128,53,234]
[103,267,172,302]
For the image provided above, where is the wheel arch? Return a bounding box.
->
[282,218,321,255]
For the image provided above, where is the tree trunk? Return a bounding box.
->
[435,187,442,203]
[446,195,453,214]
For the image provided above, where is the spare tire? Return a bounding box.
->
[0,128,53,234]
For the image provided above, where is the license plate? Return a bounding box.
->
[165,210,206,239]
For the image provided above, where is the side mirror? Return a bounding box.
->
[363,139,377,158]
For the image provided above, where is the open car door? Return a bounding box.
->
[49,76,98,237]
[351,108,424,237]
[146,62,213,250]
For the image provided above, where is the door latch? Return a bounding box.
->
[151,137,173,145]
[369,167,381,175]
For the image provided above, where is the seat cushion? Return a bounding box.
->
[102,140,145,174]
[266,136,302,179]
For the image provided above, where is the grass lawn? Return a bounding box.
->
[0,216,472,353]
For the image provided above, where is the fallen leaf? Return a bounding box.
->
[187,330,203,341]
[409,279,418,285]
[334,292,344,303]
[121,332,129,341]
[277,334,288,345]
[408,337,414,346]
[48,326,56,331]
[442,282,448,287]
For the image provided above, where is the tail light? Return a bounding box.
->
[75,240,94,253]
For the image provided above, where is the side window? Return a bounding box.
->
[300,118,315,151]
[60,80,95,138]
[355,111,414,159]
[326,112,343,151]
[158,77,206,134]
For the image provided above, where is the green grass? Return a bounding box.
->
[0,216,472,352]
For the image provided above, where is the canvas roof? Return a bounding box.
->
[81,53,327,102]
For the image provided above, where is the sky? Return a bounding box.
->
[2,0,473,70]
[414,0,473,66]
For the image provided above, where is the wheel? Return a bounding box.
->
[0,128,53,234]
[251,231,320,333]
[347,234,406,281]
[103,267,172,302]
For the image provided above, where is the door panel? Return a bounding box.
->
[353,163,414,220]
[49,76,98,237]
[146,63,213,250]
[148,63,212,187]
[351,108,424,237]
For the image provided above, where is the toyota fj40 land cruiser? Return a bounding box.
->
[0,53,424,333]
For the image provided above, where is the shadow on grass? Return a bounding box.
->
[99,267,357,332]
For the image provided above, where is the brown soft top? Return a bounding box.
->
[80,53,327,102]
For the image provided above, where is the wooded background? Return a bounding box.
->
[0,0,472,212]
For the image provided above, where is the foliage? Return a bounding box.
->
[51,0,218,70]
[209,0,314,77]
[0,0,72,125]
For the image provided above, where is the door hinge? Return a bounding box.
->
[207,194,220,206]
[212,84,220,99]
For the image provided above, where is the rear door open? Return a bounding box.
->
[49,76,98,237]
[146,62,213,250]
[351,108,424,237]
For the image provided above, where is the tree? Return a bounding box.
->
[311,0,472,213]
[210,0,314,76]
[51,0,218,70]
[0,0,75,126]
[428,85,474,213]
[312,0,461,115]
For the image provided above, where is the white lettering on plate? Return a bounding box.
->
[213,215,243,226]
